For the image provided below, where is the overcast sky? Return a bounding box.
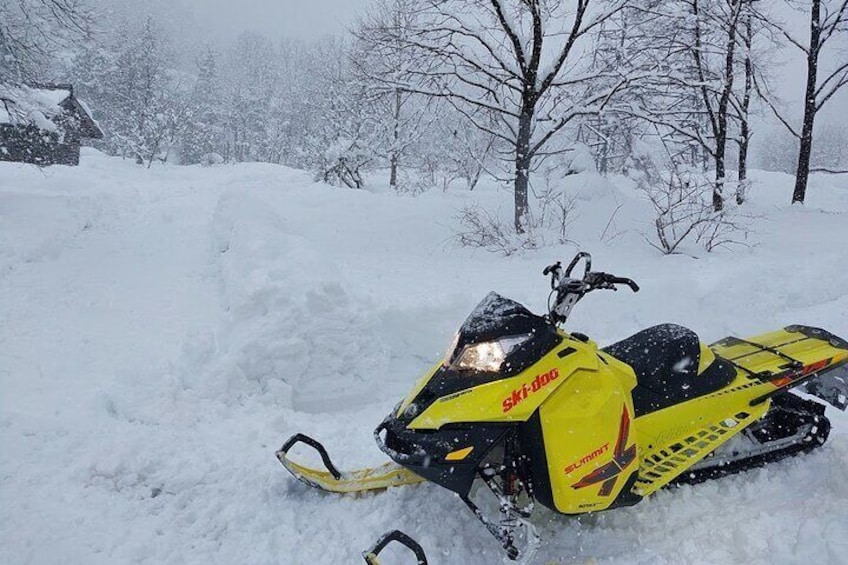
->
[190,0,367,41]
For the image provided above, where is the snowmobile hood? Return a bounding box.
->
[395,292,562,425]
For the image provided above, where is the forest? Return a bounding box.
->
[2,0,847,250]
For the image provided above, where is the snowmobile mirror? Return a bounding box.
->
[543,261,563,289]
[363,530,428,565]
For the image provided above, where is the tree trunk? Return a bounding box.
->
[736,123,749,204]
[714,153,726,211]
[389,154,399,188]
[514,110,533,234]
[714,0,741,212]
[793,0,821,205]
[737,12,753,205]
[389,89,401,190]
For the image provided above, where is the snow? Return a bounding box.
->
[0,84,70,131]
[29,86,72,110]
[459,292,534,335]
[1,150,847,564]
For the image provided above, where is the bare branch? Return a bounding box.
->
[810,167,848,174]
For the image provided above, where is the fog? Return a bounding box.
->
[146,0,845,122]
[188,0,367,41]
[6,0,844,179]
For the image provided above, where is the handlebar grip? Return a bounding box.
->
[610,277,640,292]
[543,261,561,276]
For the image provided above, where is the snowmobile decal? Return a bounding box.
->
[564,442,610,474]
[501,368,559,412]
[571,407,637,496]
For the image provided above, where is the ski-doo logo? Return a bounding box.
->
[501,368,559,413]
[564,443,611,475]
[571,407,637,496]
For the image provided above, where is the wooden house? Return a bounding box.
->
[0,83,104,166]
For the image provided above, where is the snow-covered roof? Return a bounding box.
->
[0,83,103,139]
[0,84,72,131]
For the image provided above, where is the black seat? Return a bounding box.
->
[603,324,736,416]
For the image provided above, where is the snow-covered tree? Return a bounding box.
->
[181,46,226,164]
[754,0,848,203]
[378,0,640,231]
[221,32,280,163]
[0,0,93,83]
[107,17,186,166]
[352,0,434,190]
[624,0,764,211]
[303,38,379,188]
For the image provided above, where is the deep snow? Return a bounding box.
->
[1,150,847,565]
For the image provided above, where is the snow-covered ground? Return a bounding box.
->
[1,150,847,565]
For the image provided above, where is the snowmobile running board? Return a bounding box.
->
[276,434,425,493]
[670,392,831,486]
[363,531,428,565]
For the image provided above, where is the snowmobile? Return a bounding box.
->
[277,252,848,563]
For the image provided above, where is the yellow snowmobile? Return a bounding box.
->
[278,252,848,563]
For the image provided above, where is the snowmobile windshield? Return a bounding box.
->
[444,292,559,374]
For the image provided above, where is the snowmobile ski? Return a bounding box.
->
[276,433,424,493]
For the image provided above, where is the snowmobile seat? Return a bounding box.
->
[603,324,737,416]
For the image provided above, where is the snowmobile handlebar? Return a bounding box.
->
[545,253,639,324]
[544,252,639,293]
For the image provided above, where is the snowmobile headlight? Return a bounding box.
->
[451,334,533,373]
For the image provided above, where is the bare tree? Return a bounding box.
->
[383,0,638,232]
[755,0,848,204]
[713,0,747,211]
[735,6,755,204]
[627,0,752,212]
[0,0,93,83]
[633,136,750,255]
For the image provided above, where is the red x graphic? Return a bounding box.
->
[571,407,637,496]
